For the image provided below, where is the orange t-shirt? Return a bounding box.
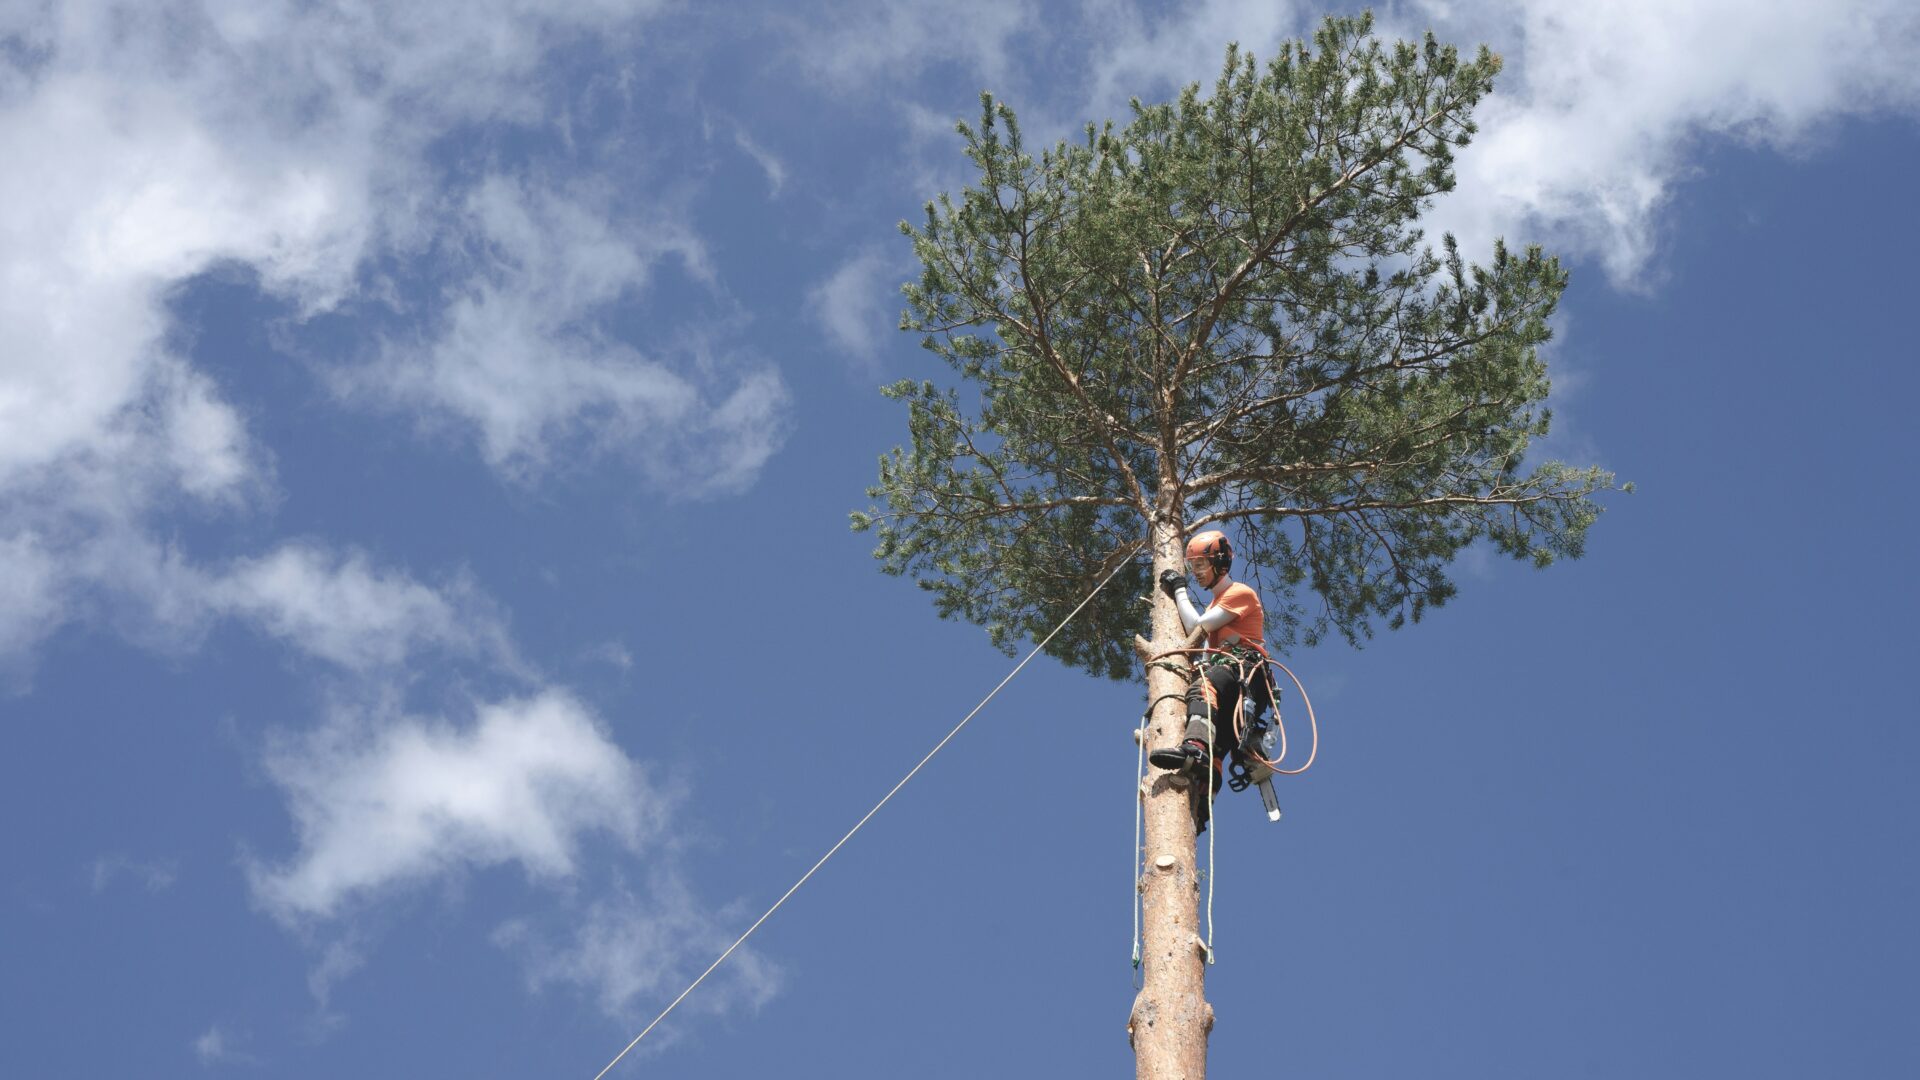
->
[1205,581,1264,651]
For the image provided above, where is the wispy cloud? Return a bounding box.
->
[1077,0,1307,119]
[808,248,901,371]
[1403,0,1920,286]
[0,529,515,681]
[304,937,367,1035]
[495,872,782,1027]
[783,0,1040,95]
[790,0,1920,292]
[335,175,790,490]
[249,690,655,921]
[91,854,180,894]
[248,688,779,1025]
[730,125,788,198]
[212,544,516,674]
[191,1023,259,1067]
[0,534,62,672]
[0,0,791,677]
[1067,0,1920,286]
[3,10,793,1037]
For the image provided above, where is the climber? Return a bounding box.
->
[1148,530,1273,780]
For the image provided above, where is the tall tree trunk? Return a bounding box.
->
[1129,516,1211,1078]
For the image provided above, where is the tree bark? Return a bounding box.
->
[1128,516,1212,1078]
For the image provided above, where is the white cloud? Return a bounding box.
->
[730,125,788,198]
[1066,0,1920,287]
[0,522,513,678]
[249,690,658,921]
[0,0,790,670]
[0,533,62,666]
[90,853,180,894]
[249,687,781,1024]
[337,175,791,489]
[4,8,792,1028]
[1401,0,1920,286]
[1077,0,1306,119]
[0,31,360,501]
[585,640,635,672]
[808,249,899,370]
[833,0,1920,290]
[191,1023,258,1067]
[496,873,782,1024]
[212,544,513,673]
[304,937,366,1032]
[191,1025,227,1065]
[690,368,792,495]
[785,0,1040,94]
[153,362,258,504]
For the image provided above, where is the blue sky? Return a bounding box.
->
[3,1,1918,1076]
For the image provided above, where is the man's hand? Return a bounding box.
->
[1158,569,1187,599]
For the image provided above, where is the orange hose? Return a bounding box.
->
[1262,658,1319,776]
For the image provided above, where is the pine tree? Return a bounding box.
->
[853,15,1615,1077]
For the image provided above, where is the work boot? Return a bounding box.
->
[1149,739,1208,772]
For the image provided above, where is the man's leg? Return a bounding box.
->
[1150,664,1241,771]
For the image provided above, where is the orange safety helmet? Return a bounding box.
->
[1185,530,1232,577]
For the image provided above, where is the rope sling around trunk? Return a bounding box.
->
[590,549,1140,1079]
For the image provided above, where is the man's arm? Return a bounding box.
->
[1157,570,1231,634]
[1176,588,1232,634]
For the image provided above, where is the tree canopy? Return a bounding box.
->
[853,14,1616,679]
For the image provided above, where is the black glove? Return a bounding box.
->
[1158,569,1187,599]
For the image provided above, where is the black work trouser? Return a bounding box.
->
[1182,660,1272,758]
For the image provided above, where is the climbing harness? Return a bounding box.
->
[591,549,1139,1080]
[1131,641,1320,971]
[1147,643,1319,822]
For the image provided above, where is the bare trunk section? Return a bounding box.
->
[1129,516,1211,1079]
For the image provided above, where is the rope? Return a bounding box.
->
[1202,699,1216,965]
[1132,689,1186,983]
[1131,710,1148,987]
[1262,659,1320,775]
[590,551,1139,1079]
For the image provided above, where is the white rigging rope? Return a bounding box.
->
[589,553,1138,1079]
[1132,710,1148,984]
[1204,707,1217,964]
